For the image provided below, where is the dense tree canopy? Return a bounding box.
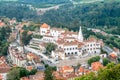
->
[41,1,120,31]
[44,67,54,80]
[19,0,70,4]
[0,26,11,56]
[0,2,38,21]
[21,30,32,46]
[75,63,120,80]
[7,67,37,80]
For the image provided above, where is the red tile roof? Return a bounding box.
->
[0,22,5,27]
[63,41,78,46]
[60,66,74,73]
[64,31,78,35]
[27,52,39,60]
[0,63,10,73]
[41,23,50,28]
[78,67,84,72]
[63,37,75,40]
[53,71,66,80]
[110,52,117,59]
[0,74,3,80]
[29,72,44,80]
[91,62,103,71]
[26,66,33,71]
[51,27,65,31]
[85,37,97,42]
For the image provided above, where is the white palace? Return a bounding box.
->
[39,23,103,60]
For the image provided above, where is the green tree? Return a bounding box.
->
[103,58,110,66]
[0,26,11,56]
[52,66,57,71]
[7,67,20,80]
[45,43,56,55]
[29,69,37,75]
[21,30,32,46]
[19,67,29,77]
[75,63,120,80]
[97,63,118,80]
[106,62,115,69]
[117,57,120,63]
[7,67,36,80]
[88,56,100,65]
[44,67,54,80]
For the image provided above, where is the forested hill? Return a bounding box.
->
[18,0,70,4]
[40,1,120,31]
[0,2,39,21]
[0,0,120,32]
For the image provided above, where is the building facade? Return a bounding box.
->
[39,23,102,60]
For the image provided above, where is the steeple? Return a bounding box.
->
[78,26,83,42]
[16,30,21,45]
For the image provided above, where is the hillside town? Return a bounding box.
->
[0,18,120,80]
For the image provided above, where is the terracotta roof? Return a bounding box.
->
[84,70,91,74]
[0,63,10,73]
[63,37,75,40]
[53,71,66,80]
[0,74,3,80]
[110,52,117,59]
[56,39,65,45]
[63,41,78,46]
[41,23,50,28]
[91,62,103,71]
[29,72,44,80]
[26,66,33,71]
[61,66,74,73]
[78,67,84,72]
[0,56,6,63]
[27,52,39,60]
[65,72,77,79]
[0,22,5,27]
[85,37,97,42]
[51,28,65,31]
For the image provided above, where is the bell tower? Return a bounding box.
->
[78,26,83,42]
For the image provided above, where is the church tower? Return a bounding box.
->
[78,26,83,42]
